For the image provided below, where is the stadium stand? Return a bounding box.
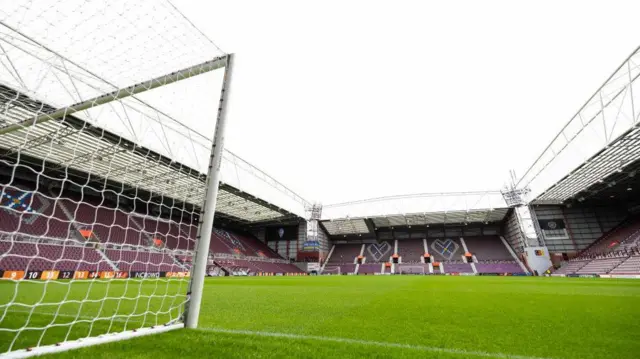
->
[0,241,113,271]
[0,184,304,276]
[428,237,464,262]
[211,228,281,259]
[619,234,640,253]
[324,263,356,275]
[576,256,626,275]
[63,198,150,247]
[236,232,282,259]
[103,249,182,272]
[554,260,590,274]
[610,256,640,274]
[580,217,640,256]
[364,241,393,263]
[326,244,362,264]
[135,215,194,251]
[463,236,513,261]
[357,263,381,274]
[442,261,474,274]
[396,239,424,263]
[396,263,429,274]
[323,238,529,275]
[322,244,363,274]
[0,187,74,240]
[475,261,524,274]
[552,218,640,275]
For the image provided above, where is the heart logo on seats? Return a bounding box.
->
[430,239,459,260]
[1,189,51,225]
[367,242,391,262]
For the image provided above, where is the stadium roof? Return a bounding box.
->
[0,1,309,223]
[0,82,306,224]
[517,46,640,205]
[320,191,509,236]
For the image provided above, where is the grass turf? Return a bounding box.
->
[1,276,640,358]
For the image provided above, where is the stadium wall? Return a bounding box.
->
[502,209,526,254]
[316,225,331,260]
[265,231,291,260]
[252,227,266,243]
[259,224,306,261]
[254,226,292,259]
[523,247,553,274]
[532,205,627,254]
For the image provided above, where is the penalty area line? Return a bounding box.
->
[197,327,557,359]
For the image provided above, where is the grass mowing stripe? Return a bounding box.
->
[196,327,558,359]
[6,310,558,359]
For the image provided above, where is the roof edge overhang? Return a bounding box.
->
[531,122,640,204]
[0,138,303,226]
[320,208,510,224]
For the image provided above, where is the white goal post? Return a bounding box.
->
[321,266,342,275]
[0,2,231,357]
[398,266,426,274]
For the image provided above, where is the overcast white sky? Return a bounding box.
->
[175,0,640,205]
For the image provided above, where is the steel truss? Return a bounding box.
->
[517,46,640,204]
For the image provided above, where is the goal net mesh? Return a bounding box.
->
[398,265,426,274]
[322,266,341,275]
[0,1,225,355]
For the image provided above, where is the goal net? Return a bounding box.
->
[398,265,426,275]
[321,266,341,275]
[0,1,229,356]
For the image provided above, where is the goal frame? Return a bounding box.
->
[322,266,342,275]
[398,265,426,275]
[2,54,234,358]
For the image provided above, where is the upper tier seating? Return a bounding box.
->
[426,237,464,262]
[363,241,394,263]
[211,228,281,259]
[62,198,149,247]
[136,216,194,251]
[464,236,513,261]
[1,187,73,240]
[581,218,640,256]
[396,239,424,263]
[328,244,362,264]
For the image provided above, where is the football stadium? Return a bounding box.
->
[1,2,640,359]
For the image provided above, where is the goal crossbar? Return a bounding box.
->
[398,266,426,274]
[322,266,341,275]
[0,56,228,136]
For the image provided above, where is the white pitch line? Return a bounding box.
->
[197,327,557,359]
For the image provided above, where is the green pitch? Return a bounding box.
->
[1,276,640,359]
